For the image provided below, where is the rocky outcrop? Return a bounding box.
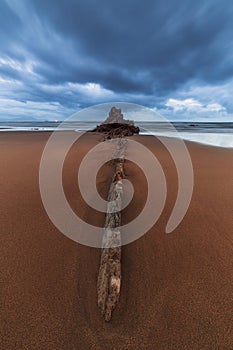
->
[91,107,139,139]
[104,106,134,125]
[91,122,139,139]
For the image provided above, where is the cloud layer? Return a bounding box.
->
[0,0,233,120]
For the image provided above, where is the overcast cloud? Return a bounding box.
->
[0,0,233,120]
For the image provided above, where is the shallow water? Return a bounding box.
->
[0,121,232,148]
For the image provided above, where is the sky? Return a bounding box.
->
[0,0,233,121]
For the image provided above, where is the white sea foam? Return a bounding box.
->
[141,131,233,148]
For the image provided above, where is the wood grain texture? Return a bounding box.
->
[97,138,127,321]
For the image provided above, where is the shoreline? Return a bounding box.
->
[0,129,233,149]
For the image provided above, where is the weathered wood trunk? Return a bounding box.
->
[97,138,127,321]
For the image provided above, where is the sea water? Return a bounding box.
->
[0,121,232,148]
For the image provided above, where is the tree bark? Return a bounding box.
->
[97,138,127,321]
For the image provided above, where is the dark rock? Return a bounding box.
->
[91,123,140,139]
[90,107,139,139]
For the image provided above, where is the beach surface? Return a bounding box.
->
[1,131,232,349]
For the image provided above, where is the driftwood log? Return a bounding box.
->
[97,138,127,321]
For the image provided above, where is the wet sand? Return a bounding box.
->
[0,131,232,349]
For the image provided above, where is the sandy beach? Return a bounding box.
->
[0,131,232,349]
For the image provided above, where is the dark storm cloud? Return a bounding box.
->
[0,0,233,119]
[0,1,22,51]
[24,0,233,90]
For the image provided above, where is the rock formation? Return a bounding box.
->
[91,107,140,140]
[104,106,133,125]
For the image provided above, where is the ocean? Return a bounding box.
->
[0,121,232,148]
